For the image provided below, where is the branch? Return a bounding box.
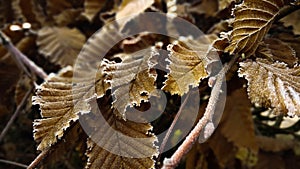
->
[27,149,50,169]
[0,159,28,168]
[0,31,47,79]
[0,87,33,142]
[161,54,239,169]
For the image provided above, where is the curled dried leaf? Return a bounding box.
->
[102,47,157,118]
[163,36,219,96]
[37,27,86,67]
[239,58,300,117]
[256,38,298,67]
[225,0,285,56]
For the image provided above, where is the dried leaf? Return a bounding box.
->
[33,67,91,151]
[239,58,300,117]
[256,38,298,67]
[218,0,236,11]
[225,0,285,56]
[102,47,157,117]
[46,0,72,16]
[280,9,300,35]
[221,87,258,152]
[256,135,295,152]
[53,9,82,26]
[274,33,300,60]
[82,0,106,21]
[37,27,86,66]
[187,0,219,17]
[84,98,158,169]
[163,36,218,96]
[116,0,154,30]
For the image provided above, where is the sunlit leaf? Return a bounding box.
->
[37,27,86,66]
[84,98,158,169]
[33,67,92,151]
[225,0,285,56]
[239,58,300,117]
[163,36,219,96]
[102,47,157,118]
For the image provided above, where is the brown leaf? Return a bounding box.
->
[280,9,300,35]
[256,135,295,152]
[254,152,285,169]
[84,98,158,169]
[116,0,155,30]
[187,0,219,17]
[225,0,285,56]
[220,86,259,152]
[37,27,86,67]
[162,36,219,96]
[256,38,298,67]
[82,0,106,21]
[33,67,92,151]
[239,58,300,117]
[0,0,13,28]
[102,47,157,118]
[46,0,72,16]
[53,9,82,26]
[274,33,300,60]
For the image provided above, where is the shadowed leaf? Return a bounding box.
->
[37,27,86,66]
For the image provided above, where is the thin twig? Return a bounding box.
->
[159,93,190,155]
[0,31,47,79]
[0,159,28,168]
[0,87,33,142]
[162,55,239,169]
[27,149,50,169]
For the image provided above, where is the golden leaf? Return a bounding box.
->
[82,0,106,21]
[33,67,92,151]
[102,47,157,117]
[280,9,300,35]
[163,36,218,96]
[225,0,285,56]
[256,38,298,67]
[239,58,300,117]
[116,0,155,30]
[84,97,158,169]
[37,27,86,66]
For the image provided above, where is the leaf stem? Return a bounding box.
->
[0,31,47,79]
[0,87,33,142]
[161,54,239,169]
[0,159,28,168]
